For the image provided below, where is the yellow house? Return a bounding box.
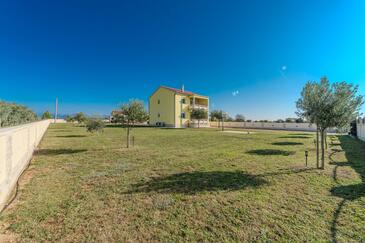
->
[149,86,209,128]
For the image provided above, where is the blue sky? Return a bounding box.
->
[1,0,364,119]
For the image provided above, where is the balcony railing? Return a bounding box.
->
[190,119,209,127]
[190,104,208,109]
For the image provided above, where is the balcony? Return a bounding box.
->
[190,104,208,110]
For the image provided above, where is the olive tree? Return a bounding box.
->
[210,110,223,121]
[190,108,208,128]
[119,99,148,148]
[297,77,363,169]
[210,109,225,128]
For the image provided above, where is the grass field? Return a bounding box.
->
[1,124,365,242]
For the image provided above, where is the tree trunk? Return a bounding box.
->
[321,129,325,169]
[325,129,328,149]
[198,119,200,128]
[126,126,130,148]
[316,128,319,169]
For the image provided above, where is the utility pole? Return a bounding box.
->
[221,110,224,131]
[54,97,58,123]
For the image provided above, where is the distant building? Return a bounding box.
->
[149,86,209,128]
[110,110,124,123]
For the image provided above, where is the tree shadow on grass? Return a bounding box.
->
[56,135,87,138]
[246,149,295,156]
[259,167,317,177]
[50,129,71,132]
[272,142,304,146]
[128,171,268,194]
[34,149,87,156]
[329,135,365,242]
[331,183,365,200]
[279,136,311,139]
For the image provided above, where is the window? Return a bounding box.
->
[158,99,160,104]
[181,112,185,119]
[158,113,160,118]
[181,98,185,104]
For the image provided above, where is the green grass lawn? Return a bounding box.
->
[1,124,365,242]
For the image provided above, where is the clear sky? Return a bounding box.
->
[1,0,364,119]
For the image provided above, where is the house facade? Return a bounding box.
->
[149,86,209,128]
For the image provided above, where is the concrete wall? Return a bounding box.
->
[210,121,337,133]
[357,118,365,141]
[51,119,67,123]
[0,120,50,211]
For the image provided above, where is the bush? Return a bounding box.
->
[86,119,105,133]
[235,114,245,122]
[74,112,87,124]
[0,101,37,127]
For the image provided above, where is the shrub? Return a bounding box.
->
[235,114,245,122]
[86,119,105,133]
[74,112,87,124]
[0,101,37,127]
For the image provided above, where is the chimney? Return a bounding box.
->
[181,84,184,92]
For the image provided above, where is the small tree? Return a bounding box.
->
[42,111,52,119]
[297,77,363,169]
[210,110,223,121]
[210,110,224,128]
[190,108,208,128]
[86,119,105,134]
[74,112,87,124]
[120,99,148,148]
[235,114,245,122]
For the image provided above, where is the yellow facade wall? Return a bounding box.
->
[149,88,176,127]
[149,87,209,128]
[174,94,191,128]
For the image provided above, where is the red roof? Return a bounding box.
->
[160,86,194,95]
